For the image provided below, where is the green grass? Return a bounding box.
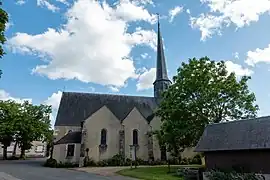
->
[117,165,203,180]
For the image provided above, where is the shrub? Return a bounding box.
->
[107,154,125,166]
[206,170,265,180]
[84,157,96,167]
[190,154,202,165]
[44,158,57,168]
[176,168,199,180]
[96,160,108,167]
[180,158,190,165]
[56,162,79,168]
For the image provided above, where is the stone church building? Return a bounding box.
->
[53,22,195,165]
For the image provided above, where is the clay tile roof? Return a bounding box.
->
[195,116,270,152]
[54,92,158,126]
[55,131,82,145]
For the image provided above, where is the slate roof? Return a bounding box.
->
[55,131,82,145]
[54,92,158,126]
[155,19,170,83]
[195,116,270,152]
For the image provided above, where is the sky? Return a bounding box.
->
[1,0,270,127]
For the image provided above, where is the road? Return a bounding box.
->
[0,158,134,180]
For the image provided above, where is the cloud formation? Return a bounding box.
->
[190,0,270,40]
[8,0,157,89]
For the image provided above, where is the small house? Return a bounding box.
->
[195,116,270,175]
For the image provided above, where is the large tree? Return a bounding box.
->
[156,57,259,158]
[0,1,9,76]
[15,102,52,158]
[0,100,20,160]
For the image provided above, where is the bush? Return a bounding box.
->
[107,154,125,166]
[190,154,202,165]
[176,168,199,180]
[44,158,57,168]
[84,157,96,167]
[206,170,265,180]
[56,161,79,168]
[180,158,190,165]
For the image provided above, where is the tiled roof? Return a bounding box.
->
[55,131,81,145]
[195,116,270,152]
[54,92,157,126]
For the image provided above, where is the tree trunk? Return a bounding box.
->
[3,146,7,160]
[20,148,25,159]
[50,143,54,159]
[12,141,17,157]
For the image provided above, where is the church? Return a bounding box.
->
[52,21,195,165]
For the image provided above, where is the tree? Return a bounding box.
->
[0,100,20,160]
[156,57,259,158]
[0,1,9,76]
[15,102,52,159]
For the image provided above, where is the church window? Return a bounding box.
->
[68,130,72,133]
[100,129,107,145]
[66,144,75,157]
[133,129,138,146]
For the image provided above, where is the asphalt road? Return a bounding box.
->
[0,159,133,180]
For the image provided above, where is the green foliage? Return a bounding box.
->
[189,154,202,165]
[206,170,264,180]
[44,158,57,168]
[156,57,259,156]
[0,100,52,159]
[176,168,199,180]
[15,101,52,158]
[0,1,9,77]
[0,100,21,159]
[44,159,78,168]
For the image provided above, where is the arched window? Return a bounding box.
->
[68,130,72,133]
[100,129,107,145]
[133,129,138,146]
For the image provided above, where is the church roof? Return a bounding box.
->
[55,131,81,145]
[195,116,270,152]
[54,92,158,126]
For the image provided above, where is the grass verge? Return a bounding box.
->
[117,165,203,180]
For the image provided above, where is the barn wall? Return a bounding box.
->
[205,150,270,173]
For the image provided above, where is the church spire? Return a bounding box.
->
[153,15,171,99]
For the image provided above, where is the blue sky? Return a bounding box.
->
[1,0,270,126]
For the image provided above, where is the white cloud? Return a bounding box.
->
[191,0,270,40]
[141,53,150,59]
[15,0,26,5]
[37,0,60,12]
[136,67,156,91]
[234,52,239,59]
[186,9,191,14]
[0,89,32,104]
[190,14,227,41]
[44,91,62,127]
[8,0,157,88]
[108,86,120,92]
[225,61,253,76]
[168,6,183,23]
[44,91,62,110]
[246,44,270,66]
[5,22,13,31]
[56,0,69,6]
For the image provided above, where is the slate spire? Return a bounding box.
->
[153,15,171,99]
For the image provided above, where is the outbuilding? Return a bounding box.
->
[195,116,270,174]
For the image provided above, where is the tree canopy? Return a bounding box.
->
[0,1,9,76]
[0,100,52,159]
[156,57,259,158]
